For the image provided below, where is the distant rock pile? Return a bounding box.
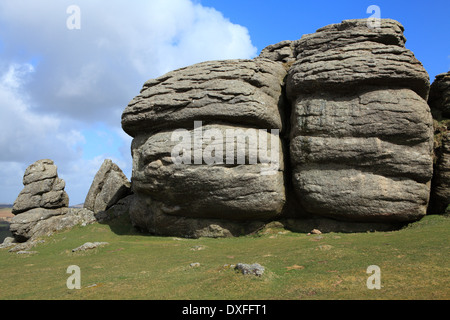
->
[8,160,95,245]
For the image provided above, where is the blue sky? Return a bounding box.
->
[202,0,450,80]
[0,0,449,205]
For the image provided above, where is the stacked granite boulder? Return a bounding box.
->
[9,159,94,243]
[119,18,437,237]
[428,72,450,214]
[12,159,69,215]
[286,19,434,222]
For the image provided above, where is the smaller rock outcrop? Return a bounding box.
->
[428,72,450,214]
[12,159,69,214]
[429,72,450,119]
[83,159,131,215]
[429,132,450,214]
[8,159,95,244]
[71,241,109,252]
[235,263,265,276]
[9,208,95,243]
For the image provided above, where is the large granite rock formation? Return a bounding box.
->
[286,19,434,222]
[121,18,437,237]
[122,59,287,236]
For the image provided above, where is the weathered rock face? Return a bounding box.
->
[9,159,95,243]
[129,193,265,238]
[122,59,287,136]
[9,208,95,243]
[122,59,287,236]
[12,159,69,215]
[84,159,131,215]
[286,19,430,100]
[428,72,450,214]
[286,19,434,222]
[121,18,437,236]
[258,40,296,64]
[429,72,450,119]
[429,132,450,214]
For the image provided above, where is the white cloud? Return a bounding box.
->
[0,0,257,124]
[0,0,256,204]
[0,63,84,163]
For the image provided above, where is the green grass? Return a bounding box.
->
[0,214,449,300]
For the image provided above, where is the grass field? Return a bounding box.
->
[0,213,449,300]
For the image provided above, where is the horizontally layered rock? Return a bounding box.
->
[259,40,296,64]
[286,19,434,222]
[429,72,450,119]
[12,159,69,214]
[122,59,287,237]
[287,19,430,100]
[429,132,450,214]
[428,72,450,214]
[9,159,95,243]
[9,207,95,243]
[84,159,131,214]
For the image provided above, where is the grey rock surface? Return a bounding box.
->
[428,72,450,214]
[258,40,296,64]
[122,59,287,137]
[95,194,134,222]
[84,159,131,214]
[429,72,450,119]
[287,19,430,100]
[235,263,265,276]
[9,160,94,242]
[72,241,109,252]
[286,19,434,222]
[131,124,285,221]
[429,132,450,214]
[119,18,437,236]
[0,237,17,249]
[128,194,265,238]
[9,207,96,242]
[123,59,287,232]
[12,159,69,215]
